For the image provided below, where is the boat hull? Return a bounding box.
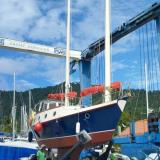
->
[32,97,127,148]
[37,130,114,148]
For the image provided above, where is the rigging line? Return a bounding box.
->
[133,89,141,120]
[133,29,143,120]
[142,26,147,116]
[150,21,159,109]
[148,22,154,91]
[31,91,35,108]
[149,21,157,109]
[139,28,143,90]
[19,92,24,106]
[142,26,146,89]
[150,32,155,92]
[98,44,100,85]
[98,0,103,86]
[8,91,13,113]
[150,21,156,91]
[153,21,160,91]
[110,0,113,84]
[153,21,160,111]
[92,0,102,87]
[145,23,152,91]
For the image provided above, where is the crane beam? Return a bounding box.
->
[82,3,160,59]
[0,37,81,60]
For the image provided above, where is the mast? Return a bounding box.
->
[145,63,149,118]
[21,105,23,134]
[65,0,71,107]
[105,0,111,102]
[29,90,31,116]
[12,72,16,140]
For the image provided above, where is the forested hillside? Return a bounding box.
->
[0,82,80,132]
[0,82,160,132]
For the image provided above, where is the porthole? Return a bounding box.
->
[53,111,56,116]
[85,113,90,119]
[45,114,47,119]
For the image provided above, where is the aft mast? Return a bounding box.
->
[105,0,111,102]
[65,0,71,107]
[12,72,16,140]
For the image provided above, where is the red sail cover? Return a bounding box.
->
[48,92,77,100]
[80,81,121,97]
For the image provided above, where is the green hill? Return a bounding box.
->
[0,82,80,132]
[0,83,160,133]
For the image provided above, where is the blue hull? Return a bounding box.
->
[0,145,36,160]
[38,103,121,139]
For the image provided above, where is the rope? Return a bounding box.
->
[145,24,152,91]
[153,21,160,91]
[150,21,156,91]
[141,26,146,117]
[133,29,143,120]
[142,26,146,89]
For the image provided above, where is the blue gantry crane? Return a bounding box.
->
[79,2,160,106]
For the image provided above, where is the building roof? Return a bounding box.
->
[119,119,148,136]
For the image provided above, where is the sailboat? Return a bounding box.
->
[0,73,38,160]
[30,0,128,154]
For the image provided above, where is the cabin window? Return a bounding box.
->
[43,103,47,111]
[39,102,48,112]
[49,103,57,109]
[38,102,43,112]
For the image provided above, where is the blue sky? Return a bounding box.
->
[0,0,159,91]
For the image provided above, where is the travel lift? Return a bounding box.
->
[1,2,160,159]
[59,130,113,160]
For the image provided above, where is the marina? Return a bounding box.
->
[0,0,160,159]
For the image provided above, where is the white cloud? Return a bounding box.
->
[16,79,38,91]
[0,76,10,90]
[71,0,105,50]
[0,0,41,40]
[112,32,139,55]
[0,56,39,75]
[33,56,66,84]
[28,8,66,43]
[0,0,159,91]
[112,61,128,72]
[0,55,66,83]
